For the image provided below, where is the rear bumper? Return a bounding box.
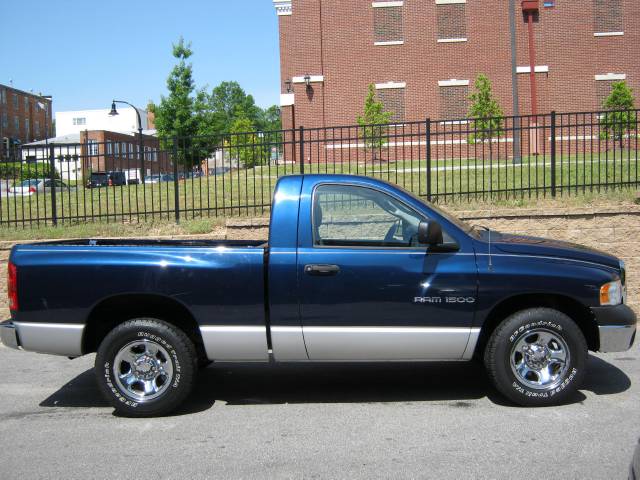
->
[591,304,637,353]
[0,320,20,350]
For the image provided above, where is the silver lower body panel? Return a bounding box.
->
[598,324,636,353]
[302,326,478,361]
[200,325,269,361]
[9,322,84,357]
[270,326,309,361]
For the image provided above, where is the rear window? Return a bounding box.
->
[91,173,107,181]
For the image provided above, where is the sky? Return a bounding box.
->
[0,0,281,114]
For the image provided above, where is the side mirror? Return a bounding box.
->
[418,220,443,246]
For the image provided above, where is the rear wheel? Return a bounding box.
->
[484,308,587,406]
[95,318,197,417]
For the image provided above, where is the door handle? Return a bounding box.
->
[304,264,340,276]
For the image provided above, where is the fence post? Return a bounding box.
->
[299,126,305,174]
[550,110,556,197]
[172,137,180,224]
[426,118,432,201]
[49,143,57,226]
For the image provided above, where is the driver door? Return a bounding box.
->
[297,183,478,361]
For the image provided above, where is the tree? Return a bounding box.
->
[228,114,261,168]
[257,105,282,133]
[207,81,261,134]
[600,81,636,149]
[357,84,393,160]
[153,37,203,166]
[468,74,504,145]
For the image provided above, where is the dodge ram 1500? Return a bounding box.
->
[1,174,636,416]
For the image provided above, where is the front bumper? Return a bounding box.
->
[591,304,637,353]
[0,320,20,350]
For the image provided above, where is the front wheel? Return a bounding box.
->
[95,318,197,417]
[484,308,587,406]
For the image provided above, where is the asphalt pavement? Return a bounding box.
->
[0,342,638,479]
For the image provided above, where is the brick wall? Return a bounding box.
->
[0,84,52,159]
[277,0,639,129]
[1,205,638,319]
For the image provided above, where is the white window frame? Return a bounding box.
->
[372,1,403,7]
[88,139,99,156]
[594,31,624,37]
[375,81,406,90]
[438,79,470,87]
[595,73,626,81]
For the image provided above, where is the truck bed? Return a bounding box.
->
[9,238,269,360]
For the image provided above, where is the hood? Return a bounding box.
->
[481,231,620,269]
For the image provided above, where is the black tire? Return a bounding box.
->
[95,318,197,417]
[484,308,587,406]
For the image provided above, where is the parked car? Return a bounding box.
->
[9,178,72,196]
[144,174,174,184]
[0,174,636,417]
[86,171,127,188]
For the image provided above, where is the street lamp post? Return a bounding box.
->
[109,100,145,183]
[37,95,52,156]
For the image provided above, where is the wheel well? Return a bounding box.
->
[474,294,599,359]
[82,294,205,358]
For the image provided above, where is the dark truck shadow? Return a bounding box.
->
[40,354,631,416]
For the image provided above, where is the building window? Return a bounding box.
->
[594,0,623,34]
[14,116,19,131]
[35,120,40,136]
[114,142,119,155]
[0,89,5,104]
[73,117,87,126]
[373,2,404,45]
[88,139,99,156]
[106,142,113,155]
[25,118,30,136]
[13,94,18,108]
[439,80,470,119]
[595,81,614,109]
[375,83,406,122]
[24,97,29,111]
[437,0,467,42]
[2,112,7,129]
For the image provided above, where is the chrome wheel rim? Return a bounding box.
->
[113,340,174,402]
[510,328,570,390]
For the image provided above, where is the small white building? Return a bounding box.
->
[21,134,83,180]
[55,108,148,137]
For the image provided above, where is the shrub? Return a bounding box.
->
[0,162,59,182]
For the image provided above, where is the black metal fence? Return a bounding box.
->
[1,108,638,228]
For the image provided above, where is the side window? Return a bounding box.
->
[313,184,451,247]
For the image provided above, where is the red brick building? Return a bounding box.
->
[274,0,639,130]
[0,84,52,159]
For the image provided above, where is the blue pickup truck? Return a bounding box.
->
[1,174,636,416]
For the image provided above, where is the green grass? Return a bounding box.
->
[1,149,638,230]
[0,217,226,241]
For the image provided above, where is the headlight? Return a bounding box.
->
[600,280,623,306]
